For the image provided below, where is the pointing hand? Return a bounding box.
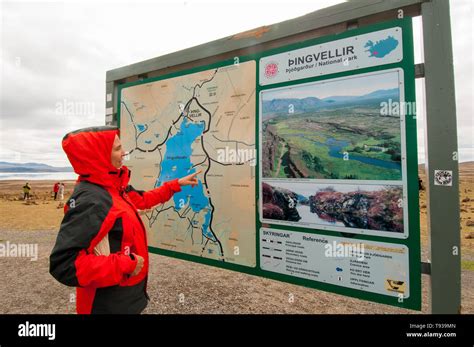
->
[178,170,202,187]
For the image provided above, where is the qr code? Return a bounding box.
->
[434,170,453,186]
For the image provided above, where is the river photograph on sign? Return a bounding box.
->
[261,69,405,181]
[261,180,405,237]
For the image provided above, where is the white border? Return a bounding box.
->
[259,27,403,86]
[258,68,409,239]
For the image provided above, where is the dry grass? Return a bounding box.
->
[0,162,472,314]
[418,163,474,262]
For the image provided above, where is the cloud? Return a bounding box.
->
[0,0,472,167]
[413,0,473,163]
[2,0,341,166]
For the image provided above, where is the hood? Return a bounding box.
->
[62,126,130,190]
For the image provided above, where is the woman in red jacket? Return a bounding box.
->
[50,126,199,314]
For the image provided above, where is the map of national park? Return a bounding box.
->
[120,61,257,267]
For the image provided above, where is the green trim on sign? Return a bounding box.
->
[117,17,420,311]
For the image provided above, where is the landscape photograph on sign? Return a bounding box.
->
[261,180,406,236]
[261,69,405,181]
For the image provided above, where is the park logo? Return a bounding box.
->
[364,35,399,58]
[264,61,279,78]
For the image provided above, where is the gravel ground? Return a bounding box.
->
[1,229,473,314]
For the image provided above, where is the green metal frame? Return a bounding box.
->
[107,0,461,314]
[117,18,421,310]
[421,0,461,314]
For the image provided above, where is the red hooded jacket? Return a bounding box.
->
[49,126,181,314]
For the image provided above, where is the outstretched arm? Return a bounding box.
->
[125,179,181,210]
[126,170,201,210]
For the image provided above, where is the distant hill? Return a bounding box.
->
[262,97,325,114]
[262,88,399,115]
[0,162,73,173]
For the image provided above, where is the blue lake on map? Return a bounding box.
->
[156,118,215,241]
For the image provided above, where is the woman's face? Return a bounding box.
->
[111,134,126,169]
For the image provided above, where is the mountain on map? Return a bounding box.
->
[262,88,399,115]
[0,162,73,173]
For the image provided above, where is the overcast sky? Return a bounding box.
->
[1,0,472,167]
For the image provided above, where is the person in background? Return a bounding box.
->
[53,182,60,200]
[22,182,31,200]
[418,176,424,191]
[58,182,65,201]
